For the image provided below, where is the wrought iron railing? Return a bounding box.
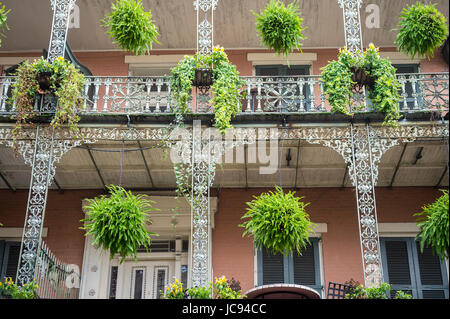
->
[0,73,448,117]
[35,241,80,299]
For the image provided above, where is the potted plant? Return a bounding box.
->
[395,2,449,60]
[80,185,159,263]
[10,56,86,153]
[321,44,401,127]
[0,278,39,299]
[344,283,413,299]
[253,0,305,62]
[170,46,245,134]
[0,2,10,47]
[102,0,160,56]
[414,190,449,261]
[240,186,315,256]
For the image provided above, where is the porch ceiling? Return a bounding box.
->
[0,138,447,191]
[1,0,448,52]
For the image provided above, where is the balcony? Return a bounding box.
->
[1,72,448,123]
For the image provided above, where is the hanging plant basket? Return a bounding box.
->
[253,0,305,61]
[170,46,244,134]
[395,2,449,60]
[81,185,159,263]
[350,67,375,90]
[321,45,402,127]
[239,186,315,255]
[36,71,53,94]
[102,0,160,56]
[193,68,213,87]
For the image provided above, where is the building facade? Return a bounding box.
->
[0,0,448,299]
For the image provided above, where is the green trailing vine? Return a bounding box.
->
[11,56,86,153]
[321,44,401,127]
[253,0,305,62]
[395,2,449,60]
[240,186,315,256]
[102,0,160,56]
[170,46,245,134]
[80,185,159,263]
[0,2,10,47]
[414,189,449,261]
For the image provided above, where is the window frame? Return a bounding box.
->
[256,238,322,293]
[380,237,449,299]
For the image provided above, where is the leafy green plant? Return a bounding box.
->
[0,2,10,47]
[80,185,159,263]
[345,283,413,299]
[102,0,160,55]
[253,0,305,61]
[394,290,414,299]
[213,276,246,299]
[11,56,86,153]
[240,186,315,255]
[395,2,449,60]
[321,44,401,127]
[170,46,245,134]
[414,190,449,261]
[162,277,186,299]
[187,285,212,299]
[0,277,39,299]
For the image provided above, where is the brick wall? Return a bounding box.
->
[0,187,443,295]
[212,187,443,293]
[0,189,103,270]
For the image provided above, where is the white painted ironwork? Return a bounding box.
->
[36,241,80,299]
[47,0,76,63]
[338,0,364,55]
[3,73,447,116]
[13,0,77,287]
[194,0,218,55]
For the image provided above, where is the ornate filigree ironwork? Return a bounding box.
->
[47,0,76,63]
[194,0,217,55]
[338,0,363,55]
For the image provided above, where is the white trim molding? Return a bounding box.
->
[125,54,186,69]
[0,227,48,239]
[0,56,41,67]
[379,52,421,65]
[378,222,419,237]
[247,52,317,66]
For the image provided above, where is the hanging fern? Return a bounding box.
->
[102,0,160,55]
[395,2,449,60]
[414,190,449,261]
[253,0,305,61]
[81,185,159,263]
[240,186,315,256]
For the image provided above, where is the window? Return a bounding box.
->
[0,241,21,282]
[254,65,312,112]
[153,267,168,299]
[108,266,118,299]
[257,238,321,294]
[380,237,449,299]
[393,64,421,110]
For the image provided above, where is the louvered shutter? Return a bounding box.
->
[415,242,447,299]
[1,242,21,282]
[384,240,412,286]
[292,244,316,286]
[261,246,284,285]
[381,238,449,299]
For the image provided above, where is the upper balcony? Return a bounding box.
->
[0,72,448,125]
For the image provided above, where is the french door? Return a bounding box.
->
[122,261,174,299]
